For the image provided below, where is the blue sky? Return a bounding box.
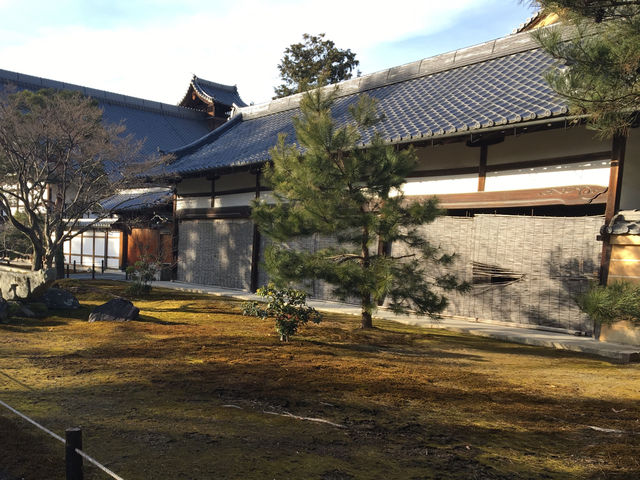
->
[0,0,537,105]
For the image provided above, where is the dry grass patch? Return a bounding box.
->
[0,279,639,479]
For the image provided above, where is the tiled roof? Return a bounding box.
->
[180,75,247,108]
[99,187,172,212]
[0,69,211,156]
[603,211,640,235]
[162,29,570,177]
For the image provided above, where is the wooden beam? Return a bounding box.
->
[250,170,262,293]
[410,184,608,209]
[601,133,628,285]
[478,144,487,192]
[604,135,627,224]
[171,191,178,279]
[488,151,611,174]
[407,151,611,180]
[177,206,251,220]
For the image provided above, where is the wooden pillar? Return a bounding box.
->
[120,228,129,271]
[171,189,179,280]
[209,175,218,208]
[478,144,488,192]
[250,169,262,293]
[600,133,628,285]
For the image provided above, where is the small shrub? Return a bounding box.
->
[577,281,640,325]
[243,283,322,341]
[126,255,160,296]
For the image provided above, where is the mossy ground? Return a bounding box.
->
[0,280,639,479]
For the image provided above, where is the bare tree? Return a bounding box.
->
[0,88,160,275]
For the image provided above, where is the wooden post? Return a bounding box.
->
[250,169,261,292]
[600,133,628,285]
[171,189,179,280]
[65,427,83,480]
[478,144,488,192]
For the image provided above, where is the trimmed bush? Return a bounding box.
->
[243,283,322,341]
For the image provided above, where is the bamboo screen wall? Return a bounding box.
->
[395,215,604,333]
[178,214,604,334]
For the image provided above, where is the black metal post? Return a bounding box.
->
[101,260,104,273]
[91,264,95,280]
[73,260,76,273]
[65,427,83,480]
[66,264,70,278]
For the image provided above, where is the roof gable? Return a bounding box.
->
[178,75,247,110]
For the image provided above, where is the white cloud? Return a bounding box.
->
[0,0,503,105]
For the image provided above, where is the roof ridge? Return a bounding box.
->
[0,68,206,120]
[194,76,239,92]
[236,26,563,121]
[164,112,244,157]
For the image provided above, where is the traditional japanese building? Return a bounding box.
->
[178,75,247,130]
[157,27,640,337]
[0,70,243,270]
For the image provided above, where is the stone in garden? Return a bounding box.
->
[12,302,35,318]
[0,266,56,300]
[88,298,139,322]
[41,288,80,310]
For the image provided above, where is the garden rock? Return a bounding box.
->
[8,302,36,318]
[0,265,56,300]
[41,288,80,310]
[88,298,139,323]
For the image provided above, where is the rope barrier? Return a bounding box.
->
[0,398,125,480]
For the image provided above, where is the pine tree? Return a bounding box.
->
[273,33,359,99]
[252,91,469,329]
[534,1,640,137]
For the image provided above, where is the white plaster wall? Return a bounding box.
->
[485,161,610,192]
[620,128,640,210]
[213,192,255,208]
[401,174,478,195]
[488,126,610,165]
[176,196,210,210]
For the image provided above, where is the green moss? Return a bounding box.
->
[0,279,638,480]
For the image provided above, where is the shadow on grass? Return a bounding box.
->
[2,352,637,480]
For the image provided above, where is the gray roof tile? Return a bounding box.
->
[604,211,640,235]
[162,33,568,177]
[99,188,172,212]
[0,69,211,156]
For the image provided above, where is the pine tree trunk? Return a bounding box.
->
[361,307,373,329]
[360,223,374,329]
